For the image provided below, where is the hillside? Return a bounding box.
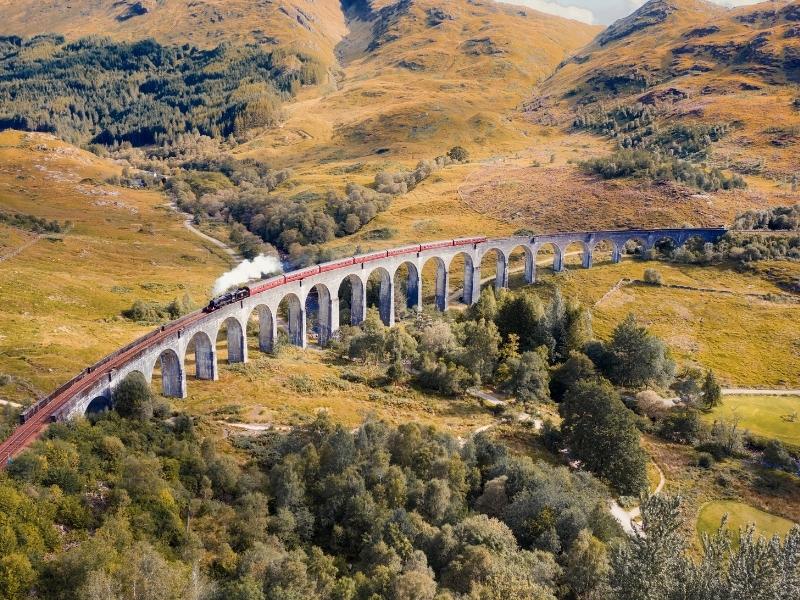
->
[0,131,229,406]
[545,0,800,177]
[236,0,601,162]
[0,0,348,63]
[459,0,800,234]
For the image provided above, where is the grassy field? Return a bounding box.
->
[528,259,800,388]
[697,500,797,545]
[0,132,231,405]
[180,343,495,438]
[702,395,800,448]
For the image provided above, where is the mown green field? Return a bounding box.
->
[697,500,797,545]
[702,395,800,448]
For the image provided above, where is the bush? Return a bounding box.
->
[447,146,469,162]
[696,452,714,469]
[658,409,702,444]
[122,296,191,322]
[762,440,797,473]
[643,268,663,285]
[113,372,154,421]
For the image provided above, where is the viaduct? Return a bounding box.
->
[0,227,726,466]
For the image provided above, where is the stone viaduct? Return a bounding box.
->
[0,227,725,465]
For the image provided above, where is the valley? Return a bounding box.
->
[0,0,798,598]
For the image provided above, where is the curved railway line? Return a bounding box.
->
[0,228,727,468]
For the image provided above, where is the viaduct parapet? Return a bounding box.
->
[0,227,726,466]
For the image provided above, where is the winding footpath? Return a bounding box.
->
[610,463,666,535]
[171,203,240,262]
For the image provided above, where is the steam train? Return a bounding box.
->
[202,236,489,314]
[203,287,251,313]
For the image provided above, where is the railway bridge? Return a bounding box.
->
[0,227,725,466]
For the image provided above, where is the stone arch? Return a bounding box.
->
[153,348,185,398]
[508,245,535,286]
[653,235,679,257]
[185,330,217,380]
[393,261,421,313]
[479,247,508,292]
[621,236,649,257]
[305,283,336,346]
[85,393,112,415]
[447,251,477,305]
[563,240,592,269]
[367,266,394,326]
[337,274,366,327]
[216,316,246,364]
[278,292,305,347]
[592,239,621,264]
[535,242,564,274]
[249,304,276,353]
[422,256,448,311]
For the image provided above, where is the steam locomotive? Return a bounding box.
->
[203,287,251,313]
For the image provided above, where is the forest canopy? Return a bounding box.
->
[0,35,324,146]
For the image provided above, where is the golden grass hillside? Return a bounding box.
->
[541,0,800,178]
[237,0,600,164]
[0,131,230,405]
[0,0,348,62]
[531,259,800,388]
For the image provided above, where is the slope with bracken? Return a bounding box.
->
[0,0,348,63]
[237,0,601,164]
[460,0,800,233]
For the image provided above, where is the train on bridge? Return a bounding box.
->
[202,237,489,314]
[1,228,727,467]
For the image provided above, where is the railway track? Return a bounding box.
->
[0,311,206,467]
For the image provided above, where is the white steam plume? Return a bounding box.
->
[212,254,283,296]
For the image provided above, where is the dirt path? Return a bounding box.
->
[182,216,240,261]
[610,462,666,535]
[722,388,800,396]
[170,202,240,263]
[0,399,22,409]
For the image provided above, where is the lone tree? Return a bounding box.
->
[607,314,674,389]
[113,372,154,421]
[702,370,722,408]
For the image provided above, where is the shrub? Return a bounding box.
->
[762,440,797,472]
[447,146,469,162]
[696,452,714,469]
[122,296,191,322]
[643,268,663,285]
[113,372,154,421]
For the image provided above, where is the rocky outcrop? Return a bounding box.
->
[683,25,719,38]
[427,7,454,27]
[116,0,154,22]
[597,0,677,46]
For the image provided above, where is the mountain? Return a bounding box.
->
[538,0,800,182]
[456,0,800,235]
[239,0,602,161]
[0,0,600,160]
[0,0,349,62]
[547,0,799,102]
